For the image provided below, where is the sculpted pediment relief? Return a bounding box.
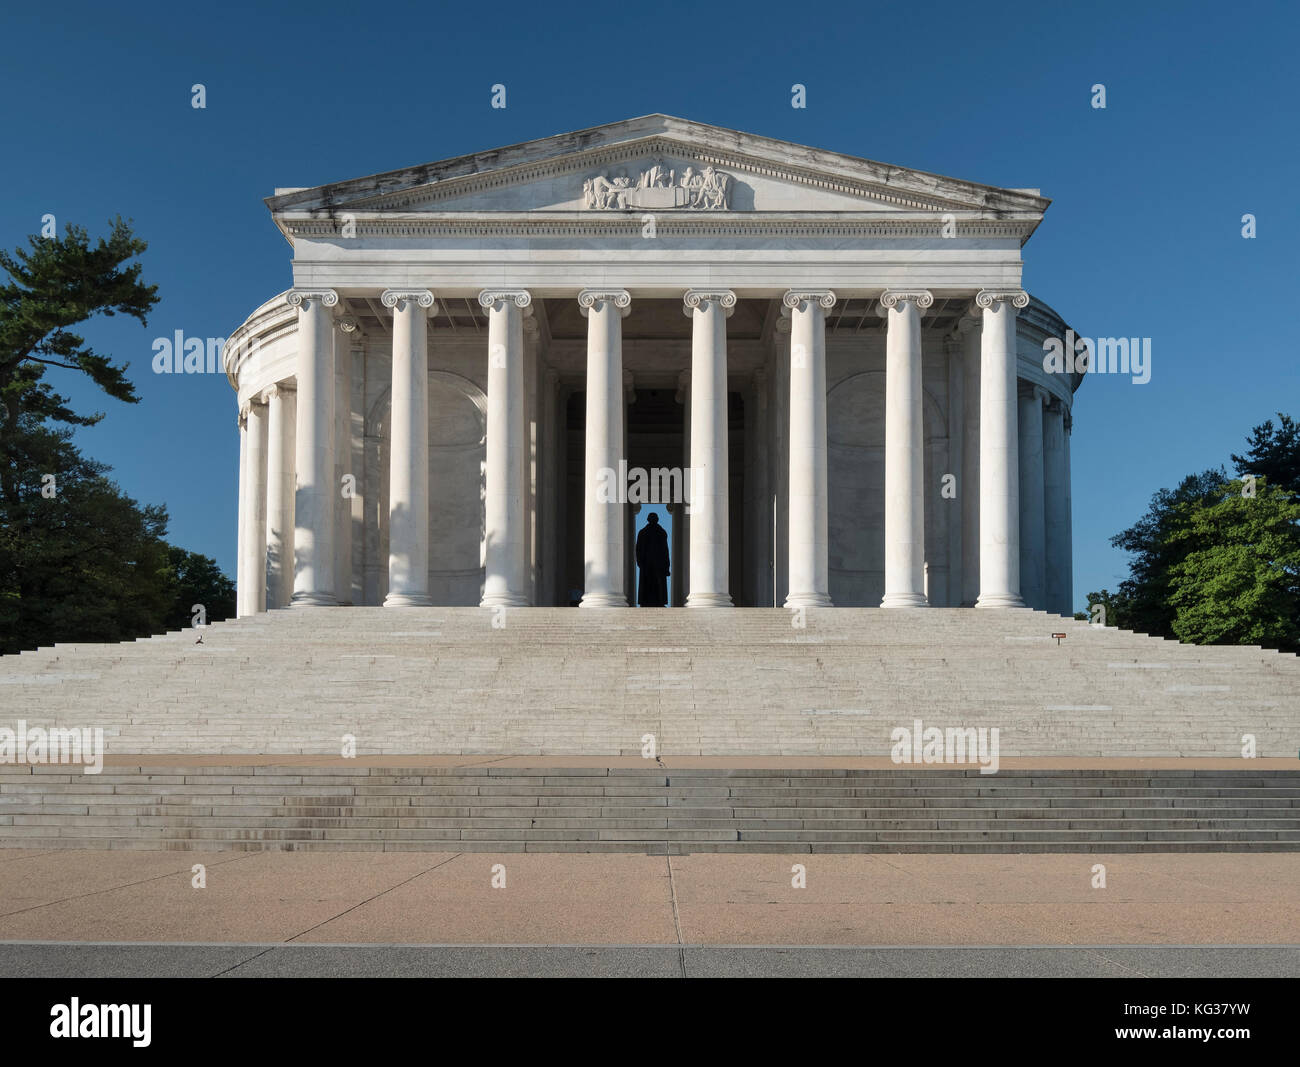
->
[583,161,730,210]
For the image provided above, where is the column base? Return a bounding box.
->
[880,592,929,609]
[784,592,832,608]
[579,592,628,608]
[290,592,338,607]
[975,592,1027,609]
[480,593,531,608]
[384,592,433,608]
[686,592,733,608]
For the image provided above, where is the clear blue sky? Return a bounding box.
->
[2,0,1295,612]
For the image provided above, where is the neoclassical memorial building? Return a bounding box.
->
[226,115,1081,615]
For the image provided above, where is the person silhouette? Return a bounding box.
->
[635,512,671,607]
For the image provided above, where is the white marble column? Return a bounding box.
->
[974,289,1028,609]
[578,289,631,608]
[240,397,269,616]
[479,289,533,607]
[676,368,691,604]
[683,289,735,607]
[958,316,981,606]
[751,367,771,606]
[878,290,933,608]
[1018,384,1048,611]
[1063,413,1074,614]
[236,407,248,615]
[264,382,296,609]
[1043,398,1070,616]
[334,314,359,605]
[782,289,836,608]
[540,367,559,607]
[623,370,636,604]
[286,289,338,607]
[381,288,435,607]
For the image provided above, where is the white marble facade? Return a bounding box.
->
[226,115,1080,615]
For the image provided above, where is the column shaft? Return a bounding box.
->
[677,370,691,603]
[579,289,630,607]
[265,384,296,609]
[685,290,734,607]
[783,290,835,608]
[959,322,981,606]
[236,409,248,616]
[382,289,435,607]
[333,319,357,604]
[480,290,532,607]
[880,291,932,608]
[241,399,269,615]
[975,290,1027,608]
[1018,387,1047,610]
[288,290,338,606]
[1043,400,1069,616]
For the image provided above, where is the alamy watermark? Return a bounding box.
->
[0,720,104,774]
[1043,329,1151,385]
[595,462,698,508]
[890,718,1000,774]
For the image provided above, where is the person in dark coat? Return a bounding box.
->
[635,512,671,607]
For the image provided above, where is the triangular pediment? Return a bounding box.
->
[266,115,1050,220]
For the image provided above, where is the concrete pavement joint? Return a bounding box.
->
[282,852,466,945]
[0,850,264,921]
[666,856,686,977]
[0,850,57,866]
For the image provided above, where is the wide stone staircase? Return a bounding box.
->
[0,608,1296,757]
[2,765,1299,854]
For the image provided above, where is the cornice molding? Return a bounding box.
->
[334,135,975,215]
[278,213,1036,242]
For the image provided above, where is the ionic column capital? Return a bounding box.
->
[262,381,295,403]
[334,312,361,335]
[1018,382,1051,405]
[877,289,934,314]
[782,289,836,312]
[285,289,339,311]
[478,289,533,312]
[380,289,435,310]
[955,310,982,336]
[682,289,736,318]
[974,289,1029,311]
[578,289,631,317]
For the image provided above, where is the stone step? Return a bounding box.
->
[4,765,1299,854]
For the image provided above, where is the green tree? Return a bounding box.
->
[0,417,173,654]
[1107,468,1226,638]
[0,218,158,504]
[1232,412,1300,495]
[1166,479,1300,652]
[1074,587,1130,627]
[164,546,236,632]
